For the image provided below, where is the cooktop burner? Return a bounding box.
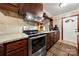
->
[23,30,38,35]
[23,30,45,37]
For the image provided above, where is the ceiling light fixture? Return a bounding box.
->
[59,3,67,8]
[27,15,32,20]
[26,12,34,20]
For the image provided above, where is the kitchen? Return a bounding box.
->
[0,3,78,56]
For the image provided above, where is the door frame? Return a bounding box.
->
[61,14,79,40]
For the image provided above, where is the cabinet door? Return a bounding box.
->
[5,39,28,56]
[6,39,27,52]
[54,31,60,44]
[57,31,60,41]
[77,35,79,55]
[52,32,55,44]
[0,46,4,56]
[46,33,51,50]
[7,47,27,56]
[51,32,54,46]
[0,4,18,13]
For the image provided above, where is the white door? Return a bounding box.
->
[63,16,78,43]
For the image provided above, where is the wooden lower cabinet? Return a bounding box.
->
[0,38,28,56]
[0,46,5,56]
[51,32,54,46]
[46,31,60,50]
[77,35,79,55]
[7,47,27,56]
[78,43,79,55]
[46,33,51,49]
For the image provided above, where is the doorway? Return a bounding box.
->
[63,16,78,44]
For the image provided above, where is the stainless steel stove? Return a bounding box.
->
[23,30,46,56]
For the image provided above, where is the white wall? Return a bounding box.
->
[53,9,79,40]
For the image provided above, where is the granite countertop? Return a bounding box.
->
[0,33,28,44]
[0,30,59,44]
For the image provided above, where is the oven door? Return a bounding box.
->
[28,34,46,56]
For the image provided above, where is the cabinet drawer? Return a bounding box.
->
[6,39,27,52]
[17,39,27,47]
[7,47,27,56]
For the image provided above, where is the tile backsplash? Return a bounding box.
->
[0,11,37,35]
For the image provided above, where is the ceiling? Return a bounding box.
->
[43,3,79,16]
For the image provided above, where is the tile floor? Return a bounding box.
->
[47,41,78,56]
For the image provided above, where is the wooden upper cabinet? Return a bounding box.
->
[0,3,18,13]
[22,3,43,11]
[0,3,43,17]
[10,3,19,7]
[20,3,43,15]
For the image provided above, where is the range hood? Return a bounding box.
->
[23,12,43,22]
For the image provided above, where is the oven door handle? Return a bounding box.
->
[29,34,46,40]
